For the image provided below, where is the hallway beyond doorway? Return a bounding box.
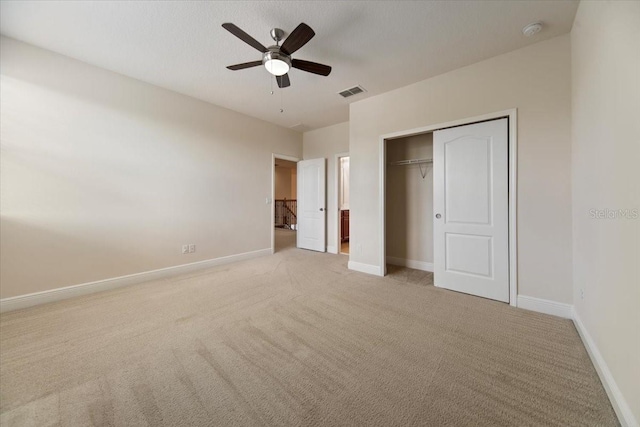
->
[275,228,296,253]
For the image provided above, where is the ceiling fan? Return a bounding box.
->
[222,22,332,88]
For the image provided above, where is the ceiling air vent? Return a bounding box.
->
[338,85,366,99]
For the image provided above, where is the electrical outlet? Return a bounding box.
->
[182,245,189,254]
[189,244,196,253]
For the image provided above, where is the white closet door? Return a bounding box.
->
[433,118,509,302]
[297,158,326,252]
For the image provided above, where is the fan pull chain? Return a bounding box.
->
[280,88,284,113]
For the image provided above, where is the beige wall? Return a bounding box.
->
[0,37,302,299]
[386,133,433,265]
[274,167,294,200]
[571,1,640,422]
[350,34,573,303]
[302,122,349,253]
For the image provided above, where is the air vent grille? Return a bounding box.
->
[338,85,366,98]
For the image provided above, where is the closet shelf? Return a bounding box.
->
[388,158,433,166]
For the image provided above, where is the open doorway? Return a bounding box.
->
[272,154,299,253]
[337,154,350,255]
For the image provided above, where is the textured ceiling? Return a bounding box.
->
[0,1,578,131]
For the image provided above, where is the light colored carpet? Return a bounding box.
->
[0,229,618,426]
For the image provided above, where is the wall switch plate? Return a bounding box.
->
[182,245,189,254]
[189,244,196,253]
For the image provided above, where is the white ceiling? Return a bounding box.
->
[0,1,578,131]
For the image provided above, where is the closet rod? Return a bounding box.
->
[388,158,433,166]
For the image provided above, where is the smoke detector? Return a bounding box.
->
[522,22,543,37]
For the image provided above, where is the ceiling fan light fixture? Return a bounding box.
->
[263,50,291,76]
[264,59,290,76]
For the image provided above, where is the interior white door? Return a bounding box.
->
[433,118,509,302]
[297,158,326,252]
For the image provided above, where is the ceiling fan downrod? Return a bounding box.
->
[270,28,285,45]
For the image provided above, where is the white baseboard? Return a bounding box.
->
[348,261,384,276]
[573,308,638,427]
[386,256,434,272]
[327,245,338,254]
[0,248,272,313]
[516,295,573,319]
[516,296,635,426]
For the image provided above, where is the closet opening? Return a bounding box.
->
[385,133,434,280]
[379,110,518,305]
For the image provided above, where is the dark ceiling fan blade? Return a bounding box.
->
[222,23,268,53]
[226,60,263,71]
[292,59,332,76]
[276,74,290,88]
[281,23,315,55]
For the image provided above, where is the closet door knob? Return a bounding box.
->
[319,208,324,212]
[435,213,442,219]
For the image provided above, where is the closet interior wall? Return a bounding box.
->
[386,133,434,269]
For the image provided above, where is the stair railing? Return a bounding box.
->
[275,199,297,229]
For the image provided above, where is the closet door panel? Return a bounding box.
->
[433,118,509,303]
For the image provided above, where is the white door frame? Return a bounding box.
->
[334,152,350,255]
[378,109,518,306]
[271,153,300,254]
